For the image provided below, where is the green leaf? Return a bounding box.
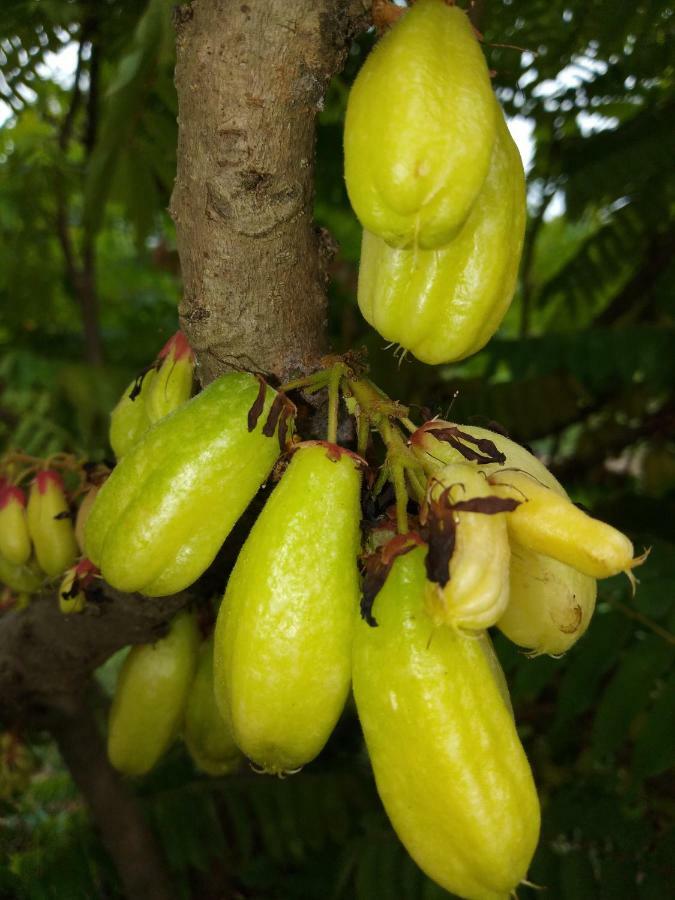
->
[632,670,675,778]
[591,635,674,759]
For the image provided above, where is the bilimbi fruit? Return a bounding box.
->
[108,611,200,776]
[344,0,497,249]
[26,471,78,577]
[0,555,43,594]
[0,484,31,566]
[74,485,101,553]
[411,420,642,655]
[353,547,540,899]
[58,559,98,615]
[498,543,597,657]
[86,373,284,597]
[183,636,240,776]
[488,469,638,579]
[109,331,195,460]
[145,331,194,424]
[109,368,157,461]
[214,443,362,773]
[357,117,526,364]
[423,462,511,632]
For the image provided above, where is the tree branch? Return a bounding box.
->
[171,0,370,384]
[0,585,191,726]
[51,699,177,900]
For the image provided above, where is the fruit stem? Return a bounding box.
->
[356,409,370,458]
[279,371,331,394]
[391,462,408,534]
[326,363,346,445]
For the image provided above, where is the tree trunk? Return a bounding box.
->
[171,0,369,384]
[52,702,176,900]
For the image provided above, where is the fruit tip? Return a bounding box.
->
[35,469,64,494]
[158,330,194,363]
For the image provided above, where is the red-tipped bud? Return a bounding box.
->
[0,485,26,509]
[26,470,77,576]
[145,332,195,423]
[35,469,64,495]
[0,485,31,565]
[158,330,193,363]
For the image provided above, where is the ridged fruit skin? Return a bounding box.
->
[425,462,510,632]
[358,116,525,363]
[145,331,194,424]
[0,555,43,593]
[214,445,362,773]
[108,611,200,776]
[488,470,635,578]
[184,637,240,776]
[498,542,597,656]
[344,0,497,249]
[0,486,31,566]
[26,471,78,577]
[85,373,281,597]
[109,369,156,461]
[352,547,540,900]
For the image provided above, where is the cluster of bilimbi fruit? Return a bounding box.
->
[0,3,646,897]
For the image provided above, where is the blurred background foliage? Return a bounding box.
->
[0,0,673,897]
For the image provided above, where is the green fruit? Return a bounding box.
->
[344,0,497,249]
[145,331,194,424]
[357,116,525,364]
[352,547,540,900]
[0,485,31,566]
[0,554,43,593]
[109,369,156,461]
[108,611,200,776]
[214,444,362,773]
[26,471,77,577]
[86,373,283,597]
[183,637,240,776]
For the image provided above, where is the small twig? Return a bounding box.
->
[607,596,675,646]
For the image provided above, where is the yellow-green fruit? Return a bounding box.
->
[184,637,240,776]
[59,567,85,614]
[489,470,636,579]
[26,471,77,577]
[74,485,100,553]
[214,444,362,773]
[86,373,283,597]
[0,486,31,566]
[108,611,200,776]
[411,421,566,496]
[424,462,510,632]
[109,369,156,461]
[145,331,194,424]
[357,116,525,364]
[497,542,597,656]
[353,547,540,900]
[344,0,497,249]
[0,555,42,593]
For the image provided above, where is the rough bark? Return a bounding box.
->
[52,702,176,900]
[171,0,369,384]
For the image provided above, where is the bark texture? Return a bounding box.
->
[171,0,369,384]
[0,586,191,726]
